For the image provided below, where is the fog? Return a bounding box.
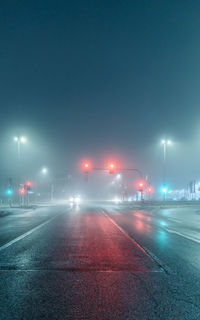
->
[0,122,200,203]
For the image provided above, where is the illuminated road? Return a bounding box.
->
[1,203,200,319]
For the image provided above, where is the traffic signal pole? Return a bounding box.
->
[82,161,145,201]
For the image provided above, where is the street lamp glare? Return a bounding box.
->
[167,140,172,145]
[161,139,165,144]
[14,136,27,143]
[13,135,27,162]
[41,167,48,174]
[20,136,27,143]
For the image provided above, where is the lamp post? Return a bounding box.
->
[14,136,27,161]
[14,136,27,205]
[37,167,54,202]
[41,167,54,201]
[161,139,172,199]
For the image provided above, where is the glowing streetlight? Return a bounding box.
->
[14,136,27,160]
[162,139,171,145]
[20,136,27,143]
[14,136,27,143]
[41,167,48,174]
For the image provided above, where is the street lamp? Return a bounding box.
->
[41,167,48,174]
[38,167,54,201]
[14,136,27,160]
[116,174,121,180]
[14,136,27,204]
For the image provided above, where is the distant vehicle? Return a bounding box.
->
[112,197,122,204]
[69,196,81,204]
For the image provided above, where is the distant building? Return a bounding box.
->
[169,180,200,200]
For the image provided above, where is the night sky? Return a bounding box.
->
[1,0,200,190]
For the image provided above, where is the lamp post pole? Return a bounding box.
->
[14,136,27,205]
[161,139,172,200]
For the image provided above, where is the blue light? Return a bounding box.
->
[161,185,168,194]
[160,220,167,227]
[6,188,13,196]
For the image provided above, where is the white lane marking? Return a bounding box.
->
[0,211,65,252]
[166,228,200,244]
[101,211,150,257]
[168,218,183,224]
[102,210,173,274]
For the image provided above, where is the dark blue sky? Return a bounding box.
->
[1,0,200,188]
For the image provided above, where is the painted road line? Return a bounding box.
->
[0,211,65,252]
[166,228,200,244]
[102,210,148,256]
[102,210,173,274]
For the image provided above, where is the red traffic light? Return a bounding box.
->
[148,186,153,193]
[26,181,32,187]
[108,162,116,174]
[137,180,145,191]
[82,161,91,173]
[19,187,26,195]
[25,181,32,190]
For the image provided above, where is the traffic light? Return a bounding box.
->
[137,180,145,192]
[25,181,32,191]
[148,186,153,194]
[161,185,168,194]
[82,161,91,174]
[6,188,13,196]
[108,163,116,174]
[19,187,26,195]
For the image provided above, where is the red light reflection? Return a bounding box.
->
[133,211,152,234]
[134,212,152,222]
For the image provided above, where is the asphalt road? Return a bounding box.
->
[1,203,200,319]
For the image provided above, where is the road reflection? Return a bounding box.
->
[157,230,168,246]
[133,212,152,222]
[133,211,168,247]
[132,211,152,235]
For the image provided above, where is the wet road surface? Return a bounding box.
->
[1,203,200,319]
